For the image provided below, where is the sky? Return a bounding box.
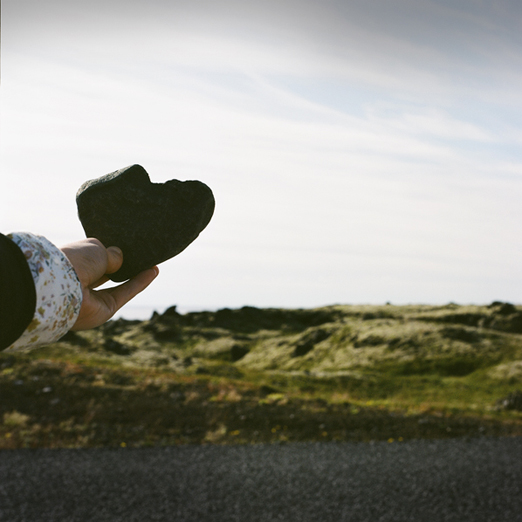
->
[2,0,522,317]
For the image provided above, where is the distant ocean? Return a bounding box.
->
[112,305,216,321]
[112,306,164,321]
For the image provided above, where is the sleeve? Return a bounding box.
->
[0,233,37,349]
[1,233,83,352]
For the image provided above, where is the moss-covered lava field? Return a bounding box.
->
[2,302,522,448]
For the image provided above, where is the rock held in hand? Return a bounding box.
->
[76,164,215,282]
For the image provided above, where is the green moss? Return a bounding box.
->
[2,303,522,448]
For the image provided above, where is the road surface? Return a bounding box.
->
[1,437,521,521]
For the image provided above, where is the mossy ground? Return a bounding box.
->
[1,303,522,448]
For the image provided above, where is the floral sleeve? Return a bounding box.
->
[5,233,83,351]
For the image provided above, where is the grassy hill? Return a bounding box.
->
[1,302,522,448]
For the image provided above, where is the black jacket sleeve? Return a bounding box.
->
[0,233,36,350]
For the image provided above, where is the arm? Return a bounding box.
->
[1,233,158,351]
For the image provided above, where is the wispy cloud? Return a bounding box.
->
[2,0,522,309]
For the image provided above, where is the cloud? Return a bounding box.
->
[3,0,522,309]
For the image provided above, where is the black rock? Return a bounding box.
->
[230,344,250,362]
[292,328,331,357]
[496,390,522,411]
[103,338,131,355]
[76,164,215,281]
[488,301,517,314]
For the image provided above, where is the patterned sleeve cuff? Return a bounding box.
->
[6,233,83,351]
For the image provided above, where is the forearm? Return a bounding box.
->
[0,233,83,351]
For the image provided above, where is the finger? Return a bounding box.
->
[90,275,110,289]
[71,266,159,330]
[95,266,159,316]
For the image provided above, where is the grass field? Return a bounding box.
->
[1,302,522,448]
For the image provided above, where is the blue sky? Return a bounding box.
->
[2,0,522,316]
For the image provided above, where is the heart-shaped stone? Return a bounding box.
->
[76,164,215,282]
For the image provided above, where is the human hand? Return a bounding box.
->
[61,238,159,330]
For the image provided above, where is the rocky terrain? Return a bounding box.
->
[1,302,522,448]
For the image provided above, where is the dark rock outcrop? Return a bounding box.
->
[496,390,522,411]
[292,328,331,357]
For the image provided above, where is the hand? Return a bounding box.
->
[61,238,159,330]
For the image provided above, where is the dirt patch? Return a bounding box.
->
[1,360,521,449]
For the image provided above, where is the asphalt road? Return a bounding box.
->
[1,437,521,522]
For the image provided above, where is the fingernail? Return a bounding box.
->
[108,246,123,258]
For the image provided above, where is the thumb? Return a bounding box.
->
[105,246,124,275]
